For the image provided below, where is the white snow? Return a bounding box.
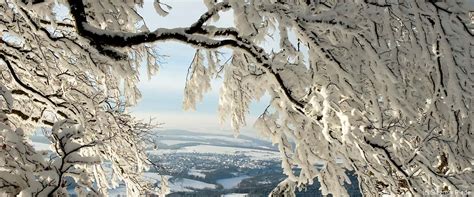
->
[188,168,208,178]
[143,173,217,192]
[174,178,218,190]
[153,144,280,160]
[158,135,253,145]
[216,175,250,189]
[159,140,197,146]
[31,142,50,151]
[221,193,248,197]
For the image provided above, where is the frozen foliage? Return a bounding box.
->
[0,0,166,196]
[1,0,473,196]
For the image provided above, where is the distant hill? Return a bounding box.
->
[152,129,278,153]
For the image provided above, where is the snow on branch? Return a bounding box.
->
[1,0,473,196]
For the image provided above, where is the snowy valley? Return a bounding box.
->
[31,130,361,196]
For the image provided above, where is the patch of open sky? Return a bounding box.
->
[133,0,272,135]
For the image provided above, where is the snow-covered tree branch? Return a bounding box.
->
[1,0,472,196]
[1,0,164,195]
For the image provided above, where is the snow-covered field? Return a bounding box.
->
[221,193,249,197]
[144,173,218,192]
[150,130,281,161]
[171,178,217,191]
[29,130,282,195]
[216,175,251,189]
[155,130,273,149]
[188,168,209,178]
[30,141,50,151]
[159,139,199,146]
[152,144,280,160]
[108,173,219,195]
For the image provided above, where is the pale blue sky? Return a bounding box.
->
[131,0,270,135]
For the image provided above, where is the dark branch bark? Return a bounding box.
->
[65,0,306,113]
[67,0,231,48]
